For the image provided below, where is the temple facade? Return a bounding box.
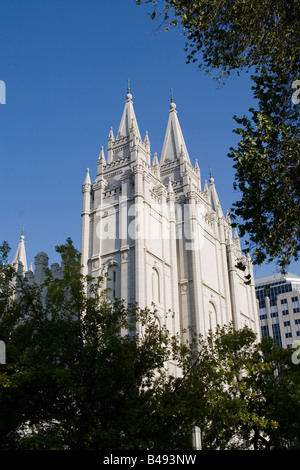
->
[79,87,260,341]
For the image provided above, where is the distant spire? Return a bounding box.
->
[12,229,28,273]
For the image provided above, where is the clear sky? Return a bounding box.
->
[0,0,298,280]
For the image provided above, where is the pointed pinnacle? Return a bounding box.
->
[84,168,91,185]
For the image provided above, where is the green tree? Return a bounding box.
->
[137,0,299,78]
[181,324,300,450]
[137,0,300,271]
[1,240,300,449]
[228,68,300,270]
[0,240,183,449]
[254,335,300,449]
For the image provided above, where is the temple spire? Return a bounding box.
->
[209,172,223,216]
[116,82,141,140]
[160,91,191,165]
[12,229,28,273]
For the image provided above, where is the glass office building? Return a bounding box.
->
[255,272,300,348]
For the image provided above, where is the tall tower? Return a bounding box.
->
[81,87,260,341]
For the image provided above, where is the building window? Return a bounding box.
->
[284,321,291,327]
[272,323,282,347]
[270,305,278,315]
[259,307,267,320]
[281,299,289,314]
[261,325,269,338]
[107,265,119,300]
[292,296,299,313]
[285,332,292,338]
[112,270,116,298]
[152,268,160,304]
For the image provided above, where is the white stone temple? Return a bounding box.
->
[79,86,260,341]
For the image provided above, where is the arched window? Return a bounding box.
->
[107,265,119,299]
[152,268,160,304]
[208,301,217,331]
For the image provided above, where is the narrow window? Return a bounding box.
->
[113,270,116,298]
[107,266,119,300]
[152,268,160,304]
[208,302,217,331]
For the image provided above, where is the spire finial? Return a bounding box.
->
[21,225,24,237]
[169,88,176,110]
[126,79,132,100]
[209,166,214,184]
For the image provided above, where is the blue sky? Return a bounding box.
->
[0,0,298,279]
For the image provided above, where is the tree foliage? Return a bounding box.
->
[228,69,300,270]
[1,240,300,449]
[137,0,299,77]
[137,0,300,271]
